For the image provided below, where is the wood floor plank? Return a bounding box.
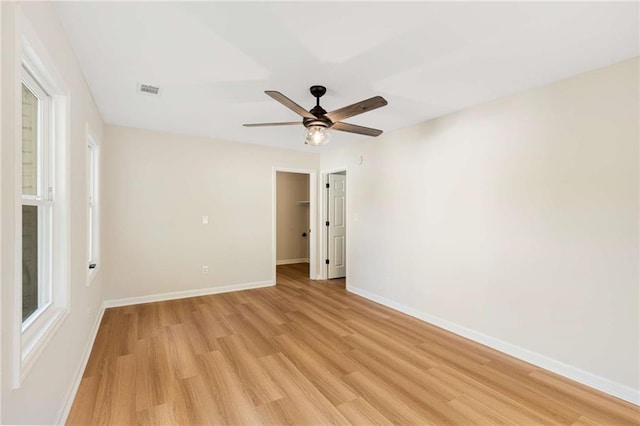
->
[448,394,521,425]
[284,310,354,353]
[164,323,200,379]
[235,302,286,338]
[67,264,640,425]
[180,309,218,354]
[259,352,351,425]
[134,335,177,412]
[216,333,285,407]
[198,350,263,425]
[336,397,394,425]
[80,319,111,379]
[247,297,290,326]
[344,349,472,424]
[225,313,279,358]
[135,402,179,426]
[292,297,356,337]
[66,375,101,425]
[86,356,118,425]
[170,375,226,425]
[344,335,459,402]
[429,365,566,424]
[344,331,440,376]
[196,301,233,340]
[273,333,358,406]
[343,370,436,424]
[255,398,299,425]
[528,370,640,425]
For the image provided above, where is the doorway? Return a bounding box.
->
[326,171,347,279]
[273,168,316,281]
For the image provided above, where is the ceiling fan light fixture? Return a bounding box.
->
[305,125,331,146]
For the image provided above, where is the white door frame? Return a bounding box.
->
[321,167,348,280]
[0,1,3,418]
[272,167,317,282]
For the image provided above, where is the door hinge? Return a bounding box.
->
[325,221,329,226]
[325,259,330,265]
[326,183,330,189]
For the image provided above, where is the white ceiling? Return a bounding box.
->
[55,2,639,151]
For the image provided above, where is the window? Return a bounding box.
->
[87,133,99,278]
[14,36,70,388]
[21,70,53,324]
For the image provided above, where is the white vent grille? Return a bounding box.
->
[137,83,161,96]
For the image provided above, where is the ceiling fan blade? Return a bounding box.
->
[243,122,301,127]
[265,91,315,119]
[331,121,383,137]
[325,96,388,122]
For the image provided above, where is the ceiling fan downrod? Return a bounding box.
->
[309,85,327,118]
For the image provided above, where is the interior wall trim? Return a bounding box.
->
[276,258,310,265]
[103,280,275,308]
[56,303,106,424]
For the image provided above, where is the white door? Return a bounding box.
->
[327,173,346,279]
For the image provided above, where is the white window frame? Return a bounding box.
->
[87,127,99,285]
[13,24,71,389]
[21,67,54,325]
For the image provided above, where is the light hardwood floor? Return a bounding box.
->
[67,263,639,425]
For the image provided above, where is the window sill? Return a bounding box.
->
[87,263,99,286]
[16,305,69,388]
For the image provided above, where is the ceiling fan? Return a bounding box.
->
[243,85,388,146]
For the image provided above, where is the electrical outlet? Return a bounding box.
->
[202,266,209,274]
[202,215,209,224]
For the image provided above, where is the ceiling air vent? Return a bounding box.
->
[137,83,162,96]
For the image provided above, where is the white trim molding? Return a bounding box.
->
[85,122,100,288]
[276,258,309,265]
[104,280,274,308]
[0,3,4,419]
[347,285,640,406]
[56,303,105,425]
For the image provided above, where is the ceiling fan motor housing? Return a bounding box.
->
[303,118,331,128]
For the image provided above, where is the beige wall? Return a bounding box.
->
[102,125,320,300]
[1,2,105,424]
[322,58,639,398]
[276,172,310,262]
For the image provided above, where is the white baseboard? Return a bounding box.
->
[276,258,309,265]
[103,280,275,308]
[347,285,640,406]
[55,303,106,425]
